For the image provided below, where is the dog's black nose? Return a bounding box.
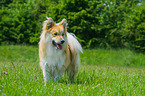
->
[61,39,65,44]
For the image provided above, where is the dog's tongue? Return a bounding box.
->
[56,44,62,50]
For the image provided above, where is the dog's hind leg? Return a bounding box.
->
[68,65,76,82]
[68,53,80,82]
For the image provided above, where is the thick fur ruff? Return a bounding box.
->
[39,17,83,85]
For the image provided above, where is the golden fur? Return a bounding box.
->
[39,17,83,85]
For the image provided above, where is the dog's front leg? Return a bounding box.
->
[52,65,62,82]
[42,63,50,86]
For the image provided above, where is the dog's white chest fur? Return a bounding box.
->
[43,40,66,70]
[42,54,65,71]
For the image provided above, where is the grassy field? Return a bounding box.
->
[0,45,145,96]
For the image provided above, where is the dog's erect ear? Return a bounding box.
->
[60,19,67,29]
[43,17,55,31]
[46,17,55,29]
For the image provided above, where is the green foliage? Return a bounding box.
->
[0,0,145,52]
[120,3,145,52]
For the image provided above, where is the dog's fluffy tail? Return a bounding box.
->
[67,32,83,53]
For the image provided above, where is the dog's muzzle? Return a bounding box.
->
[52,39,65,50]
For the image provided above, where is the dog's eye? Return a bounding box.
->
[54,32,57,36]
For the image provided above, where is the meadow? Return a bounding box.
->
[0,45,145,96]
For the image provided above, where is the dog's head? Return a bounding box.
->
[43,17,67,50]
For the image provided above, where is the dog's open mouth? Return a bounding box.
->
[56,44,62,50]
[52,40,62,50]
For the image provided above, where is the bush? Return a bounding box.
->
[0,0,144,52]
[0,0,46,44]
[121,3,145,52]
[46,0,137,48]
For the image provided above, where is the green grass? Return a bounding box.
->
[0,45,145,96]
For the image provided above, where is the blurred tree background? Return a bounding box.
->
[0,0,145,52]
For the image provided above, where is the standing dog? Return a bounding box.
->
[39,17,83,85]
